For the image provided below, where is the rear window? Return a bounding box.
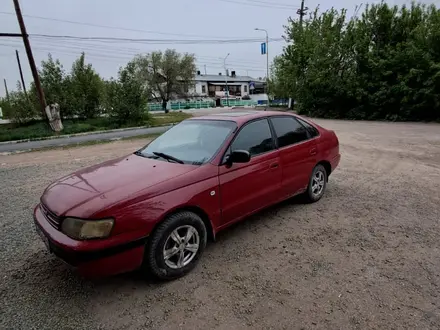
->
[270,117,309,147]
[296,117,319,138]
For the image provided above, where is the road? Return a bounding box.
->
[1,119,439,329]
[0,125,169,153]
[0,108,276,153]
[0,108,242,153]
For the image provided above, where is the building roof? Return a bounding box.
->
[209,82,243,86]
[195,74,263,83]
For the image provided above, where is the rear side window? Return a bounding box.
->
[296,117,319,138]
[270,117,309,148]
[231,119,274,156]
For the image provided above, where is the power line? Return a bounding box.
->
[231,0,300,8]
[0,11,259,39]
[29,34,283,44]
[214,0,299,9]
[1,38,266,66]
[0,42,266,71]
[29,39,265,64]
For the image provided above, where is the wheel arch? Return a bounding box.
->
[152,205,216,242]
[317,160,332,180]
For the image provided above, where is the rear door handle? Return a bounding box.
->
[310,148,317,156]
[270,163,279,169]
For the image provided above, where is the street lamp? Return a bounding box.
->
[254,28,269,103]
[223,53,230,107]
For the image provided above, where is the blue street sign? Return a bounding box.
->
[249,81,255,90]
[260,42,266,55]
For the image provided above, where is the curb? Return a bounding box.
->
[0,123,174,145]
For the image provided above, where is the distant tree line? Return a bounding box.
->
[0,49,196,125]
[271,1,440,121]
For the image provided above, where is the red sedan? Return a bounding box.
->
[34,110,340,280]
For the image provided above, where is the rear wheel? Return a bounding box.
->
[144,211,207,280]
[304,164,327,203]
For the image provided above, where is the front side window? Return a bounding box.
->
[138,120,236,165]
[270,117,309,148]
[231,119,274,156]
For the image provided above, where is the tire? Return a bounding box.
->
[304,164,327,203]
[144,211,207,281]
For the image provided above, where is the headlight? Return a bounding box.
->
[61,218,114,240]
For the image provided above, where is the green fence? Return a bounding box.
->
[220,100,256,107]
[147,99,257,111]
[148,101,215,111]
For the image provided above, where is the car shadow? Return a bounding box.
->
[209,194,306,245]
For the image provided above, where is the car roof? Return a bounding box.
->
[188,109,295,125]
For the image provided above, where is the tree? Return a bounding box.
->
[105,60,148,124]
[7,82,39,124]
[269,55,295,99]
[133,49,196,113]
[68,52,104,119]
[38,53,71,118]
[272,2,440,121]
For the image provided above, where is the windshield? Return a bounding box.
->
[137,120,236,165]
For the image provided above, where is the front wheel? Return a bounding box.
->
[144,211,207,280]
[304,164,327,203]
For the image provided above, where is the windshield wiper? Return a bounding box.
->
[133,150,148,158]
[152,152,184,164]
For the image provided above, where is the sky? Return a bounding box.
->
[0,0,430,97]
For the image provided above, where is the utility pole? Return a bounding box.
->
[297,0,308,27]
[3,79,10,102]
[224,53,230,107]
[15,50,28,97]
[13,0,47,119]
[255,28,269,103]
[293,0,308,110]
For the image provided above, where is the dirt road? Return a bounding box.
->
[1,119,439,329]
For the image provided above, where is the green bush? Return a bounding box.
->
[5,87,39,124]
[105,61,149,125]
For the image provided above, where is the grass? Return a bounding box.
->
[150,111,191,126]
[0,112,191,143]
[25,132,162,153]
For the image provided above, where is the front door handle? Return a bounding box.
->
[310,148,317,156]
[270,162,279,169]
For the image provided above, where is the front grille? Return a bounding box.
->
[40,203,62,229]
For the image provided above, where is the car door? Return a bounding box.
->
[269,116,318,198]
[219,118,282,226]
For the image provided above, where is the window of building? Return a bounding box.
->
[231,119,275,157]
[202,85,206,93]
[270,117,309,148]
[244,85,248,93]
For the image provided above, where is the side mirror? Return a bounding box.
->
[226,150,251,165]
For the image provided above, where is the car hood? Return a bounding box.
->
[41,154,197,218]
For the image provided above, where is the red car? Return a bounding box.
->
[34,110,340,280]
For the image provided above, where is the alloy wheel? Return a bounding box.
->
[311,170,325,197]
[163,225,200,269]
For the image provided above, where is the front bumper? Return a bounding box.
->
[33,204,147,277]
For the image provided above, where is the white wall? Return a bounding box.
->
[193,82,208,96]
[191,81,251,97]
[249,93,268,101]
[241,83,249,96]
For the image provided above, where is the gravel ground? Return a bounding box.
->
[1,119,439,330]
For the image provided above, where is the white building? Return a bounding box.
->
[189,71,266,98]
